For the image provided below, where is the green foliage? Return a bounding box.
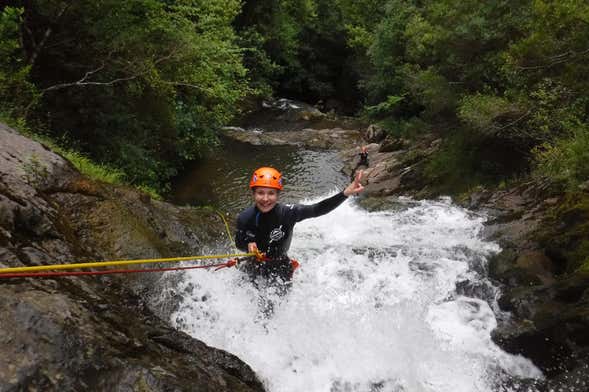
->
[353,0,589,190]
[424,130,487,193]
[3,0,589,196]
[3,0,249,192]
[378,116,430,139]
[407,68,456,118]
[364,95,404,118]
[136,184,163,201]
[458,94,513,131]
[533,123,589,189]
[64,150,126,186]
[0,7,37,119]
[27,133,125,185]
[22,154,49,188]
[235,0,365,108]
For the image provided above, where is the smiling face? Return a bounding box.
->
[253,187,279,213]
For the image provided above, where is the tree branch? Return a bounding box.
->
[518,48,589,70]
[24,51,180,118]
[41,73,137,93]
[28,1,73,67]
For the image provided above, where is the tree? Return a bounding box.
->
[5,0,248,190]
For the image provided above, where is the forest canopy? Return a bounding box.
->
[1,0,588,192]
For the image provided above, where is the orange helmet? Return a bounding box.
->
[249,167,283,190]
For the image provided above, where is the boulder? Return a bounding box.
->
[365,124,386,143]
[379,136,410,153]
[493,272,589,377]
[515,251,556,285]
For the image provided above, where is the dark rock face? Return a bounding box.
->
[479,181,589,390]
[0,123,265,391]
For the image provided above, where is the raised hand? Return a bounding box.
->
[344,170,365,196]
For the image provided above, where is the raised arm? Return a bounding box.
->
[295,171,364,222]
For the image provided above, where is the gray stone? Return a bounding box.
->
[365,124,386,143]
[0,122,265,392]
[378,136,409,153]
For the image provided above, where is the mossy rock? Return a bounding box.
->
[538,192,589,273]
[489,249,546,287]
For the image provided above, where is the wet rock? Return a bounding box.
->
[339,136,440,199]
[235,98,363,133]
[491,316,574,376]
[378,136,410,153]
[544,361,589,392]
[492,272,589,377]
[515,251,556,285]
[465,187,492,209]
[365,124,386,143]
[0,195,16,233]
[0,123,265,391]
[223,127,363,150]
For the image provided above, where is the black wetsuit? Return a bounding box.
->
[351,151,369,180]
[235,192,348,285]
[359,151,369,166]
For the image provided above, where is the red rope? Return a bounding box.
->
[0,259,239,279]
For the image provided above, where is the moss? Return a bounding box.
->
[17,129,163,200]
[578,258,589,272]
[539,192,589,273]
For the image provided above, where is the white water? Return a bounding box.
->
[167,195,542,392]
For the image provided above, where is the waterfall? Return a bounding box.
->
[165,195,542,392]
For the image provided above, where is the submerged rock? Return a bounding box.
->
[0,123,264,391]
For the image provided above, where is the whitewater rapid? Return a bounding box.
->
[166,195,542,392]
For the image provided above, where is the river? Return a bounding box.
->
[163,132,542,391]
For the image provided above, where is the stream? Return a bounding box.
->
[163,126,543,391]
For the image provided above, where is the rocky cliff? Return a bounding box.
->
[0,123,265,391]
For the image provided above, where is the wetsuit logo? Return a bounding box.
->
[269,225,285,242]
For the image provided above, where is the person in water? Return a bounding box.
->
[235,166,364,290]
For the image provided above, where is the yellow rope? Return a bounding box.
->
[0,252,255,274]
[0,208,251,274]
[215,208,238,251]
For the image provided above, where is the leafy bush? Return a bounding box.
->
[424,129,486,193]
[458,94,513,131]
[378,116,430,139]
[406,68,456,118]
[0,7,37,118]
[533,123,589,189]
[364,95,404,118]
[5,0,248,192]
